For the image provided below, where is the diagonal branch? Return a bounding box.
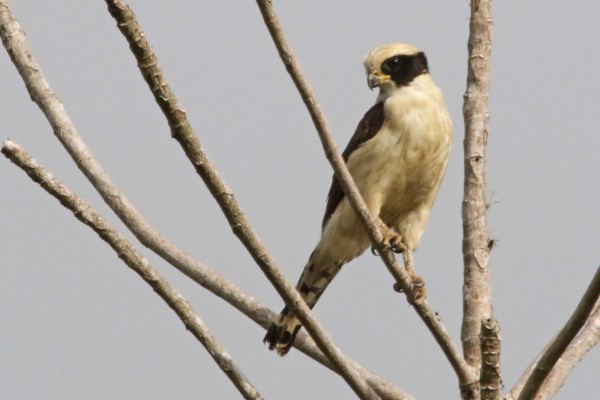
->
[529,300,600,399]
[0,0,243,323]
[461,0,494,392]
[104,1,379,398]
[255,0,477,389]
[1,140,264,400]
[0,2,409,399]
[0,0,264,369]
[515,267,600,400]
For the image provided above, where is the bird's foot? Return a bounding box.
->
[371,223,406,255]
[392,250,426,300]
[383,230,406,254]
[393,275,426,300]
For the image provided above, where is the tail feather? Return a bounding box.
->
[264,260,343,356]
[263,307,302,356]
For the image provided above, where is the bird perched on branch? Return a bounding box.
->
[264,43,452,356]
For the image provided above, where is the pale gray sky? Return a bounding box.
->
[1,1,599,399]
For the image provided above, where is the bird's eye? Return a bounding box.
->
[382,56,403,73]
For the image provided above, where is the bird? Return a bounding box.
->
[263,43,452,356]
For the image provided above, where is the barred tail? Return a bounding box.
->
[263,259,342,356]
[263,307,302,356]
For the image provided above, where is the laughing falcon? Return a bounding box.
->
[264,43,452,356]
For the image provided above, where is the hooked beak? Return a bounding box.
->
[367,73,380,90]
[367,71,389,90]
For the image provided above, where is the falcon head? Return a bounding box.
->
[363,43,429,94]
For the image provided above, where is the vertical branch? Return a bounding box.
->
[461,0,494,384]
[480,318,501,400]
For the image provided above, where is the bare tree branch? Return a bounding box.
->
[3,1,598,399]
[255,0,477,390]
[0,2,410,399]
[515,267,600,400]
[461,1,494,394]
[1,139,264,400]
[0,0,262,337]
[507,301,600,400]
[103,1,381,398]
[532,300,600,399]
[480,318,501,400]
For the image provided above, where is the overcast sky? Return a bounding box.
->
[1,1,599,399]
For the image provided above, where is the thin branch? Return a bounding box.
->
[507,301,600,400]
[533,300,600,398]
[461,0,494,393]
[255,0,477,389]
[516,267,600,400]
[1,139,264,400]
[103,1,380,398]
[480,318,501,400]
[0,3,410,398]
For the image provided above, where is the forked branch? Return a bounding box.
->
[527,301,600,399]
[515,267,600,400]
[506,300,600,399]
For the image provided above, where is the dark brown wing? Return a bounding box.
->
[321,101,385,229]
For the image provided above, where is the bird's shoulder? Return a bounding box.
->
[322,101,386,229]
[341,101,386,161]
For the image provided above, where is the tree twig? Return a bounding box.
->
[103,1,380,399]
[461,1,494,395]
[255,0,477,389]
[0,3,410,398]
[515,267,600,400]
[1,139,264,400]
